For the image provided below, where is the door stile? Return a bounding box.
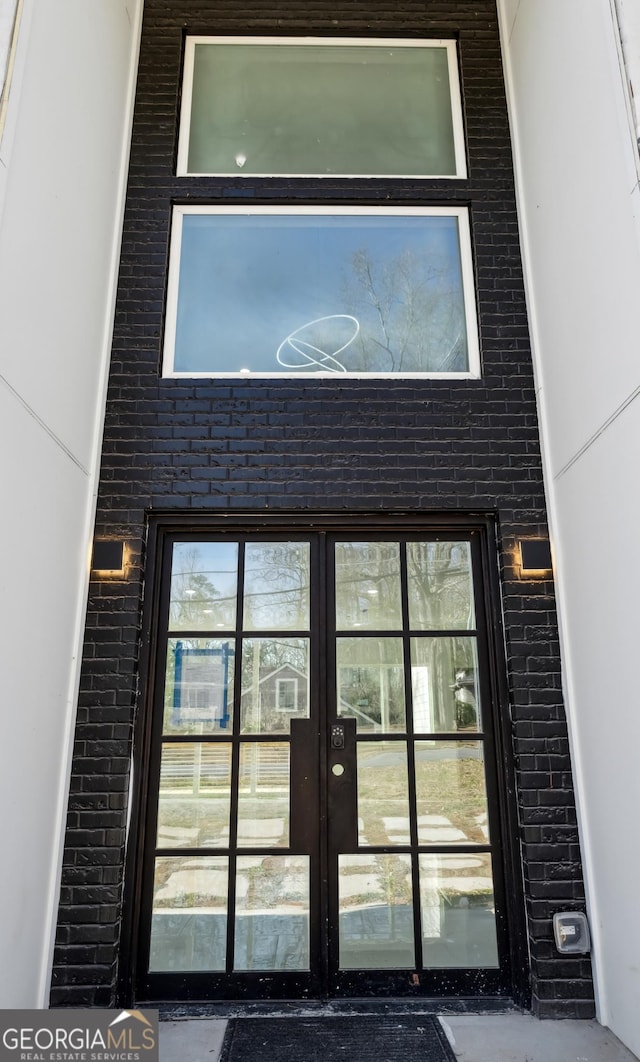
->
[223,540,246,976]
[315,531,331,996]
[400,540,425,976]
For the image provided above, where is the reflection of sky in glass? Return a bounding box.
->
[169,542,239,630]
[172,214,467,374]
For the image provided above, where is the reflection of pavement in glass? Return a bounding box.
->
[338,870,411,901]
[382,815,410,843]
[438,856,484,870]
[155,868,227,903]
[236,818,286,845]
[157,825,201,846]
[419,825,467,842]
[361,746,483,767]
[375,814,469,844]
[424,875,494,894]
[475,813,489,840]
[383,816,410,831]
[339,854,378,870]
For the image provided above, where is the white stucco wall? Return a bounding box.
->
[0,0,143,1007]
[498,0,640,1054]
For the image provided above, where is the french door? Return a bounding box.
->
[134,523,513,1001]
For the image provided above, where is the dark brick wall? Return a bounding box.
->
[51,0,594,1017]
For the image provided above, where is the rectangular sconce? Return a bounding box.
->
[92,539,125,574]
[519,538,552,575]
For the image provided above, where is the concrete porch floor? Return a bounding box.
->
[159,1012,639,1062]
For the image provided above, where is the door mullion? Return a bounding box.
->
[224,540,246,975]
[400,540,424,973]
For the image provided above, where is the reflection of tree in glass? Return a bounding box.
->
[338,641,405,732]
[408,543,477,731]
[169,547,234,629]
[335,542,401,629]
[243,542,310,630]
[407,542,474,630]
[342,248,467,373]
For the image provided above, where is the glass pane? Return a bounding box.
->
[234,855,310,971]
[169,542,238,630]
[415,741,490,845]
[169,211,471,376]
[237,743,290,847]
[419,853,499,968]
[411,637,481,732]
[163,639,234,735]
[337,637,406,732]
[243,542,310,630]
[407,541,475,630]
[149,856,228,971]
[186,41,458,177]
[240,638,309,734]
[335,542,402,630]
[357,741,410,846]
[338,854,414,969]
[156,743,232,848]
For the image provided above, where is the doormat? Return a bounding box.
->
[219,1015,457,1062]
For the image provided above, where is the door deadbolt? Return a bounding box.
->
[330,723,345,749]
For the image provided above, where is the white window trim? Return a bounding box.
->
[162,204,481,381]
[177,36,467,180]
[276,677,299,713]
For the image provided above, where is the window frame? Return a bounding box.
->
[162,204,481,380]
[177,35,468,180]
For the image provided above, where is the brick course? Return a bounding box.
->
[51,0,594,1018]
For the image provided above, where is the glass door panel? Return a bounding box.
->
[236,743,290,847]
[334,541,402,630]
[243,541,310,629]
[419,853,499,968]
[338,854,415,969]
[336,637,406,732]
[415,741,490,845]
[156,743,232,848]
[240,637,309,734]
[411,636,481,732]
[356,742,411,846]
[148,855,229,972]
[234,855,310,971]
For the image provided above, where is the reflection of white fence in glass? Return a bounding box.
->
[276,314,359,372]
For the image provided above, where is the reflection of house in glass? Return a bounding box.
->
[240,663,309,733]
[172,643,232,729]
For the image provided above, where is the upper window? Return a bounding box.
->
[162,206,479,379]
[178,36,466,178]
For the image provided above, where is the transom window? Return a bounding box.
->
[178,37,466,179]
[163,206,479,378]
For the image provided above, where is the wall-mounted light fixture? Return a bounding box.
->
[91,539,126,576]
[519,538,553,576]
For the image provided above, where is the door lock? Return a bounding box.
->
[330,723,345,749]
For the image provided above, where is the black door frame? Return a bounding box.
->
[119,512,529,1007]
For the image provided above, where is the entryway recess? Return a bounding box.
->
[132,519,516,1002]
